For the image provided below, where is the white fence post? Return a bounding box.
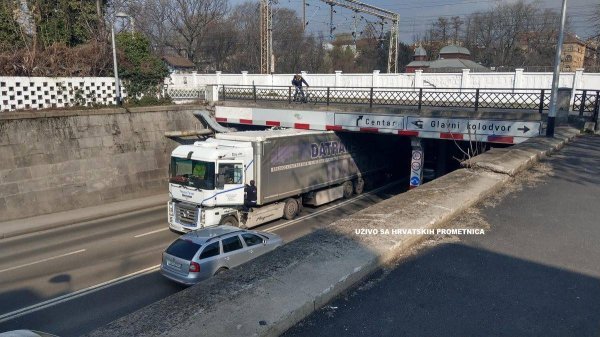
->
[335,70,342,87]
[216,71,222,86]
[372,70,380,87]
[461,69,471,89]
[571,68,584,108]
[414,70,423,88]
[192,71,198,88]
[513,68,524,90]
[242,71,248,86]
[206,85,219,103]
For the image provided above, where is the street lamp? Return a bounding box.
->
[546,0,568,137]
[111,12,134,106]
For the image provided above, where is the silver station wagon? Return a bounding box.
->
[161,225,283,285]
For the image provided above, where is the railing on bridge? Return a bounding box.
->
[219,85,552,114]
[573,90,600,121]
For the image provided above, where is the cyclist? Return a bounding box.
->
[292,73,309,103]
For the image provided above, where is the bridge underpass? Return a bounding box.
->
[209,85,555,188]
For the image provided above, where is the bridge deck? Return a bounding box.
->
[214,100,546,145]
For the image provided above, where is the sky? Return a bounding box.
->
[228,0,597,43]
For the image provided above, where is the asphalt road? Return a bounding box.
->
[283,135,600,337]
[0,180,406,336]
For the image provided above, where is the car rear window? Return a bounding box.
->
[200,241,220,259]
[166,239,202,260]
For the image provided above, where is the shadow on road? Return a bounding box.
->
[284,242,600,337]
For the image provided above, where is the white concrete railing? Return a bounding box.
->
[1,69,599,112]
[168,69,600,90]
[0,77,125,112]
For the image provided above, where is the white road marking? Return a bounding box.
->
[0,179,405,323]
[134,227,169,238]
[266,180,403,233]
[0,249,87,274]
[0,264,161,324]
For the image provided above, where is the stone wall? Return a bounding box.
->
[0,105,206,222]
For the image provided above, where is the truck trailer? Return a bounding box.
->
[168,129,395,232]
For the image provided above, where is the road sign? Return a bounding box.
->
[406,117,541,137]
[409,147,424,189]
[335,113,405,129]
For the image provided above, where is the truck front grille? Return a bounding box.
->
[174,202,198,227]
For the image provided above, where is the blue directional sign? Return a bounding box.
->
[410,176,421,186]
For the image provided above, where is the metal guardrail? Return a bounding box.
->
[219,85,552,113]
[573,90,600,115]
[573,90,600,131]
[166,87,206,100]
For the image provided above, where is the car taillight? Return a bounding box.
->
[189,262,201,273]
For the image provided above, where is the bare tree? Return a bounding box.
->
[129,0,175,56]
[227,1,261,73]
[165,0,228,63]
[450,16,463,44]
[590,3,600,39]
[203,18,238,71]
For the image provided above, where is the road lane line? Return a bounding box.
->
[266,180,403,233]
[134,227,169,238]
[0,180,405,323]
[0,249,87,274]
[0,264,161,324]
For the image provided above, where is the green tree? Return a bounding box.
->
[116,32,169,103]
[0,1,25,50]
[29,0,105,47]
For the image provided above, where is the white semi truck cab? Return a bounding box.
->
[168,129,391,232]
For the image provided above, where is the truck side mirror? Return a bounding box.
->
[216,174,225,189]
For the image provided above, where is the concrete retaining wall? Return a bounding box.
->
[0,105,205,222]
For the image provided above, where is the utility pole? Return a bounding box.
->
[546,0,568,137]
[352,11,358,45]
[329,3,335,41]
[303,0,306,32]
[260,0,272,74]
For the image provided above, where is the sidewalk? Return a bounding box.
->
[0,194,167,239]
[284,134,600,337]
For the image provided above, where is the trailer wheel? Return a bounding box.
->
[354,178,365,195]
[342,181,354,199]
[283,198,299,220]
[219,215,238,227]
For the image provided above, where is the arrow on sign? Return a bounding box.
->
[412,120,423,129]
[355,115,364,126]
[517,125,530,133]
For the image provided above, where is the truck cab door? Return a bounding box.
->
[215,161,245,205]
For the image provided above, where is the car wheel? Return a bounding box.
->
[342,181,353,199]
[283,198,299,220]
[219,215,238,227]
[214,267,228,276]
[354,178,365,195]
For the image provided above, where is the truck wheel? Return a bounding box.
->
[219,215,238,227]
[342,181,354,199]
[354,178,365,195]
[283,198,299,220]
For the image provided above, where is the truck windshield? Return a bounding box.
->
[170,157,215,190]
